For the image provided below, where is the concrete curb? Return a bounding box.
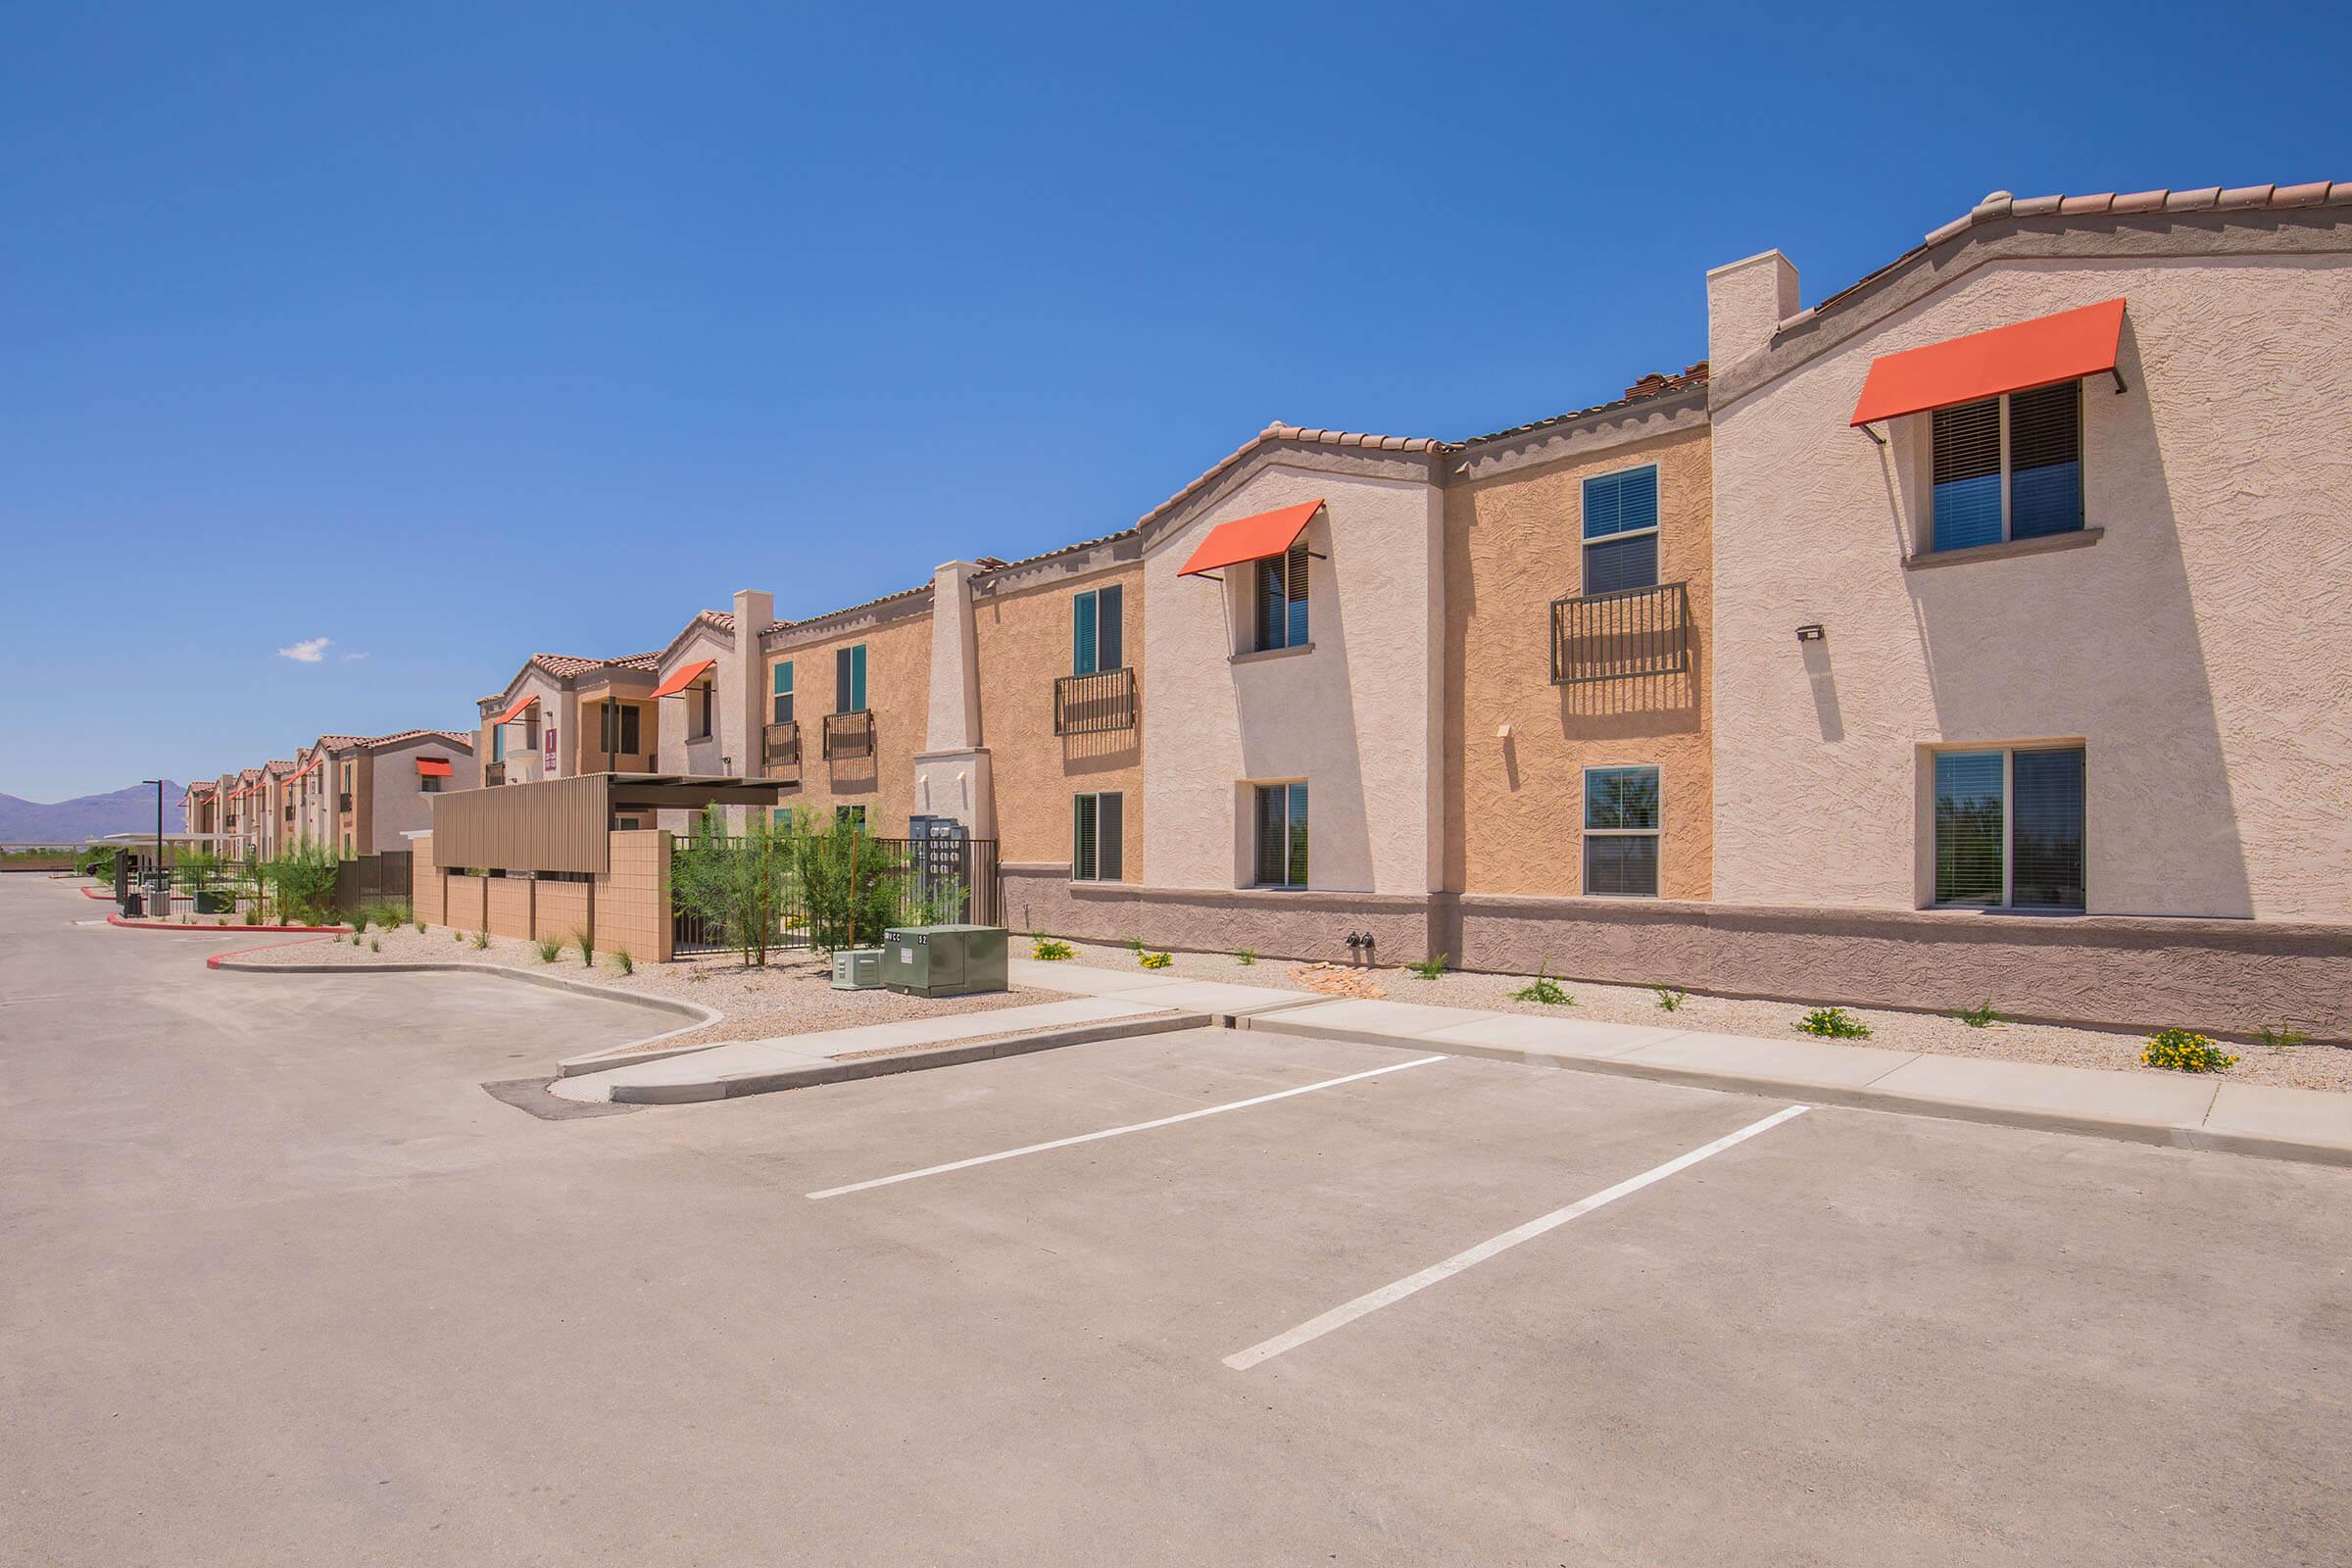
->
[206,953,724,1063]
[112,912,350,934]
[1240,1015,2352,1169]
[604,1011,1212,1104]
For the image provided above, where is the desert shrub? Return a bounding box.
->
[1510,967,1573,1006]
[1408,954,1447,981]
[2255,1023,2310,1050]
[368,937,379,954]
[1123,934,1145,954]
[672,807,803,965]
[2142,1029,2238,1074]
[1030,938,1075,961]
[470,930,490,951]
[572,928,593,966]
[610,948,634,976]
[1652,985,1688,1012]
[1232,948,1256,967]
[1795,1006,1872,1039]
[532,938,561,963]
[1953,1000,2006,1029]
[256,842,340,925]
[1139,951,1172,969]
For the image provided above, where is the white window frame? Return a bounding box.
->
[1580,463,1661,597]
[1581,763,1662,899]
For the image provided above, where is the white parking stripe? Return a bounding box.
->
[1223,1103,1810,1370]
[807,1054,1450,1200]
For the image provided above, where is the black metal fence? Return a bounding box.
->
[1054,666,1138,735]
[334,851,414,912]
[670,833,1000,958]
[1550,580,1692,685]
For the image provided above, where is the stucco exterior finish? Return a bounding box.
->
[1142,459,1445,895]
[1712,252,2352,919]
[763,606,931,835]
[1445,417,1713,899]
[974,562,1145,876]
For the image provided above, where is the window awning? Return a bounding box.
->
[416,758,454,778]
[1176,499,1324,578]
[650,658,715,699]
[494,694,539,726]
[1849,298,2126,427]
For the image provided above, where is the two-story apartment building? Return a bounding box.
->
[476,654,662,795]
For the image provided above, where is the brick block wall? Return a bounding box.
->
[594,830,671,963]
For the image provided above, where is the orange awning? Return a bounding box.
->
[288,755,322,782]
[416,758,454,778]
[494,694,538,726]
[650,658,715,699]
[1850,299,2126,427]
[1177,499,1324,578]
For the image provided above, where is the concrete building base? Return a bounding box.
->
[1002,864,2352,1041]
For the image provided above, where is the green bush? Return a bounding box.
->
[2255,1023,2310,1050]
[611,948,634,976]
[1030,938,1075,961]
[1408,954,1447,981]
[1232,948,1256,967]
[368,937,379,954]
[1509,967,1573,1006]
[572,928,593,966]
[2142,1029,2238,1074]
[1652,985,1688,1012]
[1122,934,1145,954]
[1139,950,1172,969]
[1795,1006,1872,1039]
[1953,999,2006,1029]
[532,938,561,963]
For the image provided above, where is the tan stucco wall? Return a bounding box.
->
[1444,422,1713,899]
[1141,459,1445,894]
[763,610,931,835]
[974,563,1144,876]
[1712,253,2352,920]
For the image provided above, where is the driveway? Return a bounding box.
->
[3,876,2347,1565]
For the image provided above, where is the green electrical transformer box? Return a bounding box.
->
[882,924,1009,998]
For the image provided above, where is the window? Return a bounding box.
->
[1072,792,1124,881]
[771,661,795,724]
[599,703,641,756]
[491,726,505,763]
[420,775,442,795]
[771,807,795,830]
[1254,542,1309,652]
[1073,586,1124,674]
[1583,765,1661,897]
[1933,746,2085,908]
[1252,783,1308,888]
[1582,466,1660,596]
[687,684,711,741]
[834,804,866,831]
[835,644,867,712]
[1931,382,2082,552]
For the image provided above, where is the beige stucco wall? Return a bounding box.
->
[1141,459,1445,894]
[367,733,470,849]
[1711,252,2352,919]
[763,608,931,835]
[974,562,1145,876]
[414,829,670,962]
[657,624,736,780]
[1444,421,1713,899]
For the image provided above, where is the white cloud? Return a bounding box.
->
[276,636,333,663]
[341,651,369,662]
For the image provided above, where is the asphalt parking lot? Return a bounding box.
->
[4,876,2349,1566]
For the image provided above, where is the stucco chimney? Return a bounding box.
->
[1706,249,1800,376]
[925,562,982,752]
[729,587,773,778]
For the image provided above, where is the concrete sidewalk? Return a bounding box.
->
[1239,995,2352,1166]
[552,996,1207,1104]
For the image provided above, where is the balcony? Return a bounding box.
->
[484,762,506,787]
[1550,581,1691,685]
[1054,666,1138,736]
[763,720,803,782]
[821,709,875,762]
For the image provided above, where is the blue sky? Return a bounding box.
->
[2,0,2340,800]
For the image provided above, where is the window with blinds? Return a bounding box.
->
[1072,791,1123,882]
[1930,382,2082,552]
[1252,782,1307,887]
[1582,466,1661,597]
[1073,584,1124,675]
[1254,542,1309,652]
[1933,746,2084,908]
[1583,764,1661,897]
[771,661,795,725]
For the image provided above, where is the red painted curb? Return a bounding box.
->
[207,935,342,969]
[80,887,113,899]
[108,913,351,934]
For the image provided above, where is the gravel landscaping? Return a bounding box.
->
[234,924,1049,1048]
[1031,941,2352,1093]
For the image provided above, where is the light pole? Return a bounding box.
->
[141,778,165,911]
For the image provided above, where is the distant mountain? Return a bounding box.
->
[0,782,184,844]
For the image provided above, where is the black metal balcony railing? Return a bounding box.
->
[484,762,506,787]
[763,720,803,781]
[822,709,875,762]
[1550,580,1691,685]
[1054,666,1138,736]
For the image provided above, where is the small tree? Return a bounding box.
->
[258,841,341,925]
[785,813,913,954]
[670,807,796,966]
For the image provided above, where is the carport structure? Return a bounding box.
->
[416,771,796,960]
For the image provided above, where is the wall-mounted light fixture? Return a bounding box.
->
[1795,623,1827,643]
[1495,723,1512,740]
